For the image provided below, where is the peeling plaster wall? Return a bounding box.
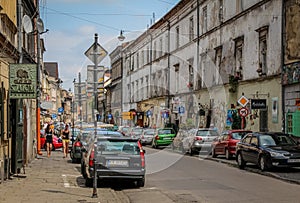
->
[285,0,300,63]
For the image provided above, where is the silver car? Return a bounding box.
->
[188,128,220,155]
[140,128,155,145]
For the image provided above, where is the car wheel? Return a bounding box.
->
[136,177,145,187]
[237,153,246,169]
[259,155,268,171]
[225,149,232,160]
[85,177,93,187]
[211,148,217,158]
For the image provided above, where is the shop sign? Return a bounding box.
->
[251,99,267,110]
[9,64,37,99]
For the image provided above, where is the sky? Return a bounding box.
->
[39,0,181,91]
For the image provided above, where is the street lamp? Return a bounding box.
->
[118,30,125,42]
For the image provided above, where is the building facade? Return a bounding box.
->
[120,0,286,133]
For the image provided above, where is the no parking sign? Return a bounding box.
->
[238,107,249,117]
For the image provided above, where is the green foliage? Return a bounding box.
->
[231,111,241,129]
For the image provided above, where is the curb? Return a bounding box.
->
[206,157,300,185]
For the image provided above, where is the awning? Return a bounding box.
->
[140,104,153,112]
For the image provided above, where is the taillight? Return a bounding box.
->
[155,135,159,140]
[74,141,82,147]
[138,141,145,167]
[195,136,203,141]
[89,150,94,167]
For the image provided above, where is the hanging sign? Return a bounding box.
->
[9,64,37,99]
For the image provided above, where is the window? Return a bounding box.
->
[159,37,163,57]
[153,41,157,59]
[127,84,130,102]
[145,76,149,98]
[141,50,144,66]
[256,26,268,76]
[202,6,207,33]
[234,36,244,80]
[131,55,135,71]
[214,46,222,85]
[250,136,258,146]
[188,58,194,89]
[243,135,252,144]
[147,46,150,63]
[175,26,180,49]
[136,52,139,69]
[189,16,194,41]
[219,0,223,23]
[174,64,179,93]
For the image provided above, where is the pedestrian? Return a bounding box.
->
[61,124,70,158]
[45,123,54,158]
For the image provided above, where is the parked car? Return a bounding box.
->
[151,128,176,148]
[81,130,124,179]
[171,129,191,154]
[188,128,219,155]
[211,130,252,159]
[118,126,131,136]
[140,128,155,145]
[236,132,300,171]
[81,133,145,187]
[130,127,144,139]
[40,130,63,151]
[69,128,81,151]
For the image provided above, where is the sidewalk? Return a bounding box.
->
[0,150,130,203]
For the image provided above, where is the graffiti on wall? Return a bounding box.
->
[282,62,300,85]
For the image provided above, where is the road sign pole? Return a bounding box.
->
[92,33,98,198]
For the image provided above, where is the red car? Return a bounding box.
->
[40,130,63,151]
[211,130,252,159]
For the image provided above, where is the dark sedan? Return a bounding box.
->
[236,132,300,171]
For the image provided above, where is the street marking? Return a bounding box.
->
[62,174,81,188]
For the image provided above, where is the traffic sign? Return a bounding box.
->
[238,96,249,107]
[238,107,249,117]
[58,107,64,113]
[85,43,107,65]
[52,114,57,120]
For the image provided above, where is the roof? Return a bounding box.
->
[44,62,59,79]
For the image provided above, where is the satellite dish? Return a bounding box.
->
[36,18,44,33]
[22,15,33,34]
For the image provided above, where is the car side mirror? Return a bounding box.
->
[143,149,146,154]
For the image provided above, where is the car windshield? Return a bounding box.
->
[197,130,218,136]
[232,132,249,140]
[259,135,277,146]
[158,129,174,134]
[144,129,155,135]
[97,140,139,155]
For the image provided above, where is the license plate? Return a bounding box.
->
[106,160,129,167]
[288,159,300,163]
[163,137,171,140]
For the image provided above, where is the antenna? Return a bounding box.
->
[22,15,33,34]
[37,18,44,34]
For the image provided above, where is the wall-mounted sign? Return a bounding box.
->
[250,99,267,110]
[9,64,37,99]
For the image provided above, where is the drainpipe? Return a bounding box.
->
[281,0,285,133]
[167,20,171,125]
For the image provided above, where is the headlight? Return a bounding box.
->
[270,151,285,157]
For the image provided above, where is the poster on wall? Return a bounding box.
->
[272,97,278,123]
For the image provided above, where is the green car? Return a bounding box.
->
[151,128,176,148]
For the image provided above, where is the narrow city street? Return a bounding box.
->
[2,147,300,203]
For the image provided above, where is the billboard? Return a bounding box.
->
[9,64,37,99]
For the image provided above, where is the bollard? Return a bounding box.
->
[92,158,97,198]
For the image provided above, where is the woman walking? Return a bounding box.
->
[45,123,54,157]
[62,125,70,158]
